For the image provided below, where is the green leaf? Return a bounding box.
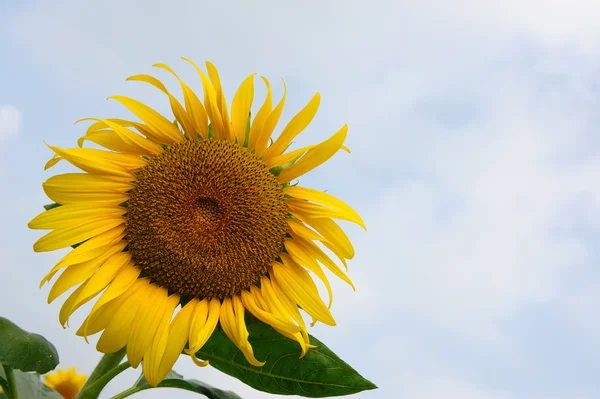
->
[0,368,61,399]
[194,318,377,397]
[133,370,241,398]
[0,318,59,374]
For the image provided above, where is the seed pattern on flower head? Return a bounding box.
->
[29,59,364,387]
[127,139,289,299]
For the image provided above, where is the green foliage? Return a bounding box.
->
[0,318,58,374]
[133,370,242,398]
[194,317,377,397]
[0,368,61,399]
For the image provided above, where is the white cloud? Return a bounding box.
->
[3,0,600,398]
[0,105,22,140]
[396,376,513,399]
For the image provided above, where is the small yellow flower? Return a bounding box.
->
[44,367,87,399]
[30,60,364,386]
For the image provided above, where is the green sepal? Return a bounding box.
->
[133,370,241,398]
[242,112,251,148]
[0,318,59,374]
[43,203,61,211]
[192,316,377,397]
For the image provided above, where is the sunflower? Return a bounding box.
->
[44,367,87,399]
[29,60,365,386]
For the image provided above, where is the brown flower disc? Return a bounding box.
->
[126,138,289,300]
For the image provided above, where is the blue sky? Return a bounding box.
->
[2,1,600,398]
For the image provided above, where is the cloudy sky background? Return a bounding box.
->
[2,1,600,398]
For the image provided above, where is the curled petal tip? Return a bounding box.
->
[190,355,209,367]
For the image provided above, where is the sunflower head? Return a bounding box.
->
[29,60,365,386]
[44,367,87,399]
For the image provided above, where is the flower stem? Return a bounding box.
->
[82,362,131,395]
[110,386,149,399]
[2,364,18,399]
[76,348,128,399]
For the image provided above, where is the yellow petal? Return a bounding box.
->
[58,282,90,328]
[290,212,354,271]
[250,285,268,309]
[43,173,132,206]
[231,74,255,144]
[247,77,273,150]
[287,219,322,242]
[75,118,136,133]
[290,233,355,290]
[127,287,179,368]
[277,124,347,183]
[81,118,163,155]
[33,217,125,252]
[126,75,195,139]
[59,252,132,327]
[267,144,314,169]
[29,204,126,230]
[259,276,301,329]
[286,220,348,271]
[96,282,154,354]
[270,276,310,345]
[143,313,170,387]
[86,118,168,145]
[145,299,197,386]
[263,93,320,162]
[46,145,143,178]
[255,79,286,156]
[78,266,142,339]
[108,96,184,145]
[206,62,232,141]
[40,226,125,287]
[219,297,265,367]
[78,129,143,155]
[282,241,332,308]
[265,281,313,353]
[182,58,226,140]
[153,63,209,139]
[44,173,132,193]
[48,241,126,303]
[186,298,220,354]
[45,155,62,170]
[77,119,162,156]
[300,216,354,259]
[241,288,301,335]
[287,198,365,230]
[125,285,167,368]
[272,327,312,358]
[271,258,335,326]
